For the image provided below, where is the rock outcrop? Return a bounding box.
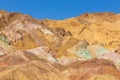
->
[43,12,120,50]
[0,11,120,80]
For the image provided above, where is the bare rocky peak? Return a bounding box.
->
[0,10,44,29]
[77,12,119,24]
[0,11,55,50]
[78,12,116,18]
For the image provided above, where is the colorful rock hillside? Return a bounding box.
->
[0,10,120,80]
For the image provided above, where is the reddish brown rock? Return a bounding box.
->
[63,58,120,80]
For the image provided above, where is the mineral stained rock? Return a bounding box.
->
[0,10,120,80]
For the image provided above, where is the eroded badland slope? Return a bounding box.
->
[0,11,120,80]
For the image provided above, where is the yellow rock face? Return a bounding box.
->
[13,34,37,50]
[43,13,120,50]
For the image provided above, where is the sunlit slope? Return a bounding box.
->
[43,13,120,50]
